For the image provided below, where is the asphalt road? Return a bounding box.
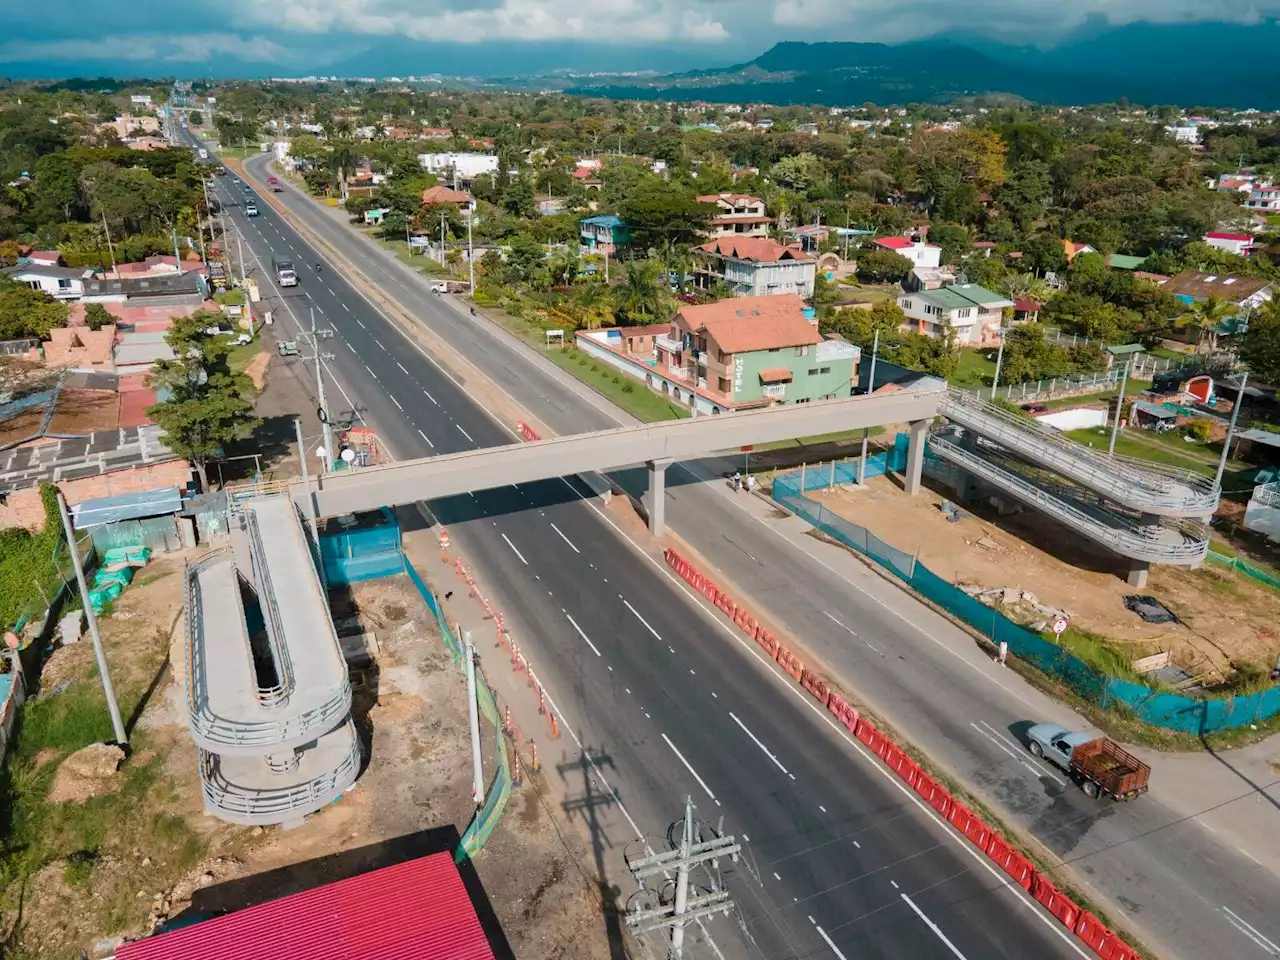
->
[231,152,1280,960]
[186,140,1087,960]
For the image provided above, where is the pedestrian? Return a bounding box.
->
[997,639,1008,666]
[732,471,741,491]
[746,474,757,493]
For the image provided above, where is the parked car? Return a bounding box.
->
[277,341,298,357]
[1021,402,1048,414]
[245,202,258,217]
[1025,723,1151,800]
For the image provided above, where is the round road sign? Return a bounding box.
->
[1053,618,1068,636]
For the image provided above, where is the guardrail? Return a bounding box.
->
[243,509,294,708]
[183,550,352,752]
[928,433,1209,564]
[197,721,361,825]
[940,389,1219,516]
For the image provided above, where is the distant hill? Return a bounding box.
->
[566,22,1280,109]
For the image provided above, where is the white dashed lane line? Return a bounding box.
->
[661,733,719,805]
[456,424,474,442]
[501,533,527,565]
[417,428,434,448]
[390,395,404,411]
[565,613,601,657]
[550,523,580,554]
[622,600,662,640]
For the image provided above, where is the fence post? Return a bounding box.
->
[800,461,807,492]
[830,460,836,489]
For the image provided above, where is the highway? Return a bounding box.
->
[230,153,1280,960]
[187,141,1088,959]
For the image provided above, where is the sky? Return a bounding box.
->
[1,0,1278,72]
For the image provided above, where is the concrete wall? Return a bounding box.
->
[577,334,722,415]
[1038,408,1109,431]
[0,459,193,531]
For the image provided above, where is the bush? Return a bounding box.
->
[622,382,635,393]
[611,375,621,384]
[1184,419,1213,443]
[590,363,600,372]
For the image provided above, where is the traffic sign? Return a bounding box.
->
[1053,618,1069,636]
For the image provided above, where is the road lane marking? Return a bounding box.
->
[729,711,790,776]
[342,302,350,311]
[566,613,601,657]
[773,872,781,881]
[416,428,434,448]
[662,734,718,804]
[374,338,385,350]
[623,600,662,640]
[345,342,356,353]
[550,523,580,553]
[456,424,473,442]
[823,610,881,654]
[970,722,1064,785]
[500,533,527,565]
[390,395,403,411]
[423,389,438,405]
[396,361,410,375]
[900,894,967,959]
[1222,907,1280,955]
[815,926,849,960]
[890,880,899,889]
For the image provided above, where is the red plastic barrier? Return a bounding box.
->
[775,646,804,681]
[947,800,975,834]
[996,847,1036,890]
[854,716,879,748]
[515,420,542,442]
[986,832,1014,869]
[1074,913,1110,953]
[754,627,778,658]
[800,669,830,705]
[894,756,921,789]
[827,692,859,733]
[1031,876,1079,930]
[715,590,737,619]
[914,773,952,818]
[734,607,758,639]
[951,805,992,850]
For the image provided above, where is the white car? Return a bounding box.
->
[430,282,449,293]
[245,203,259,217]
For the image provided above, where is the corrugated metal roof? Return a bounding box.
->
[115,852,496,960]
[70,486,183,528]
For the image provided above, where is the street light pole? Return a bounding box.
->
[467,210,475,294]
[858,329,880,485]
[991,330,1006,398]
[56,491,127,746]
[308,308,336,473]
[1215,371,1249,491]
[1108,361,1131,457]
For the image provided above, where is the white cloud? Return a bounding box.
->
[0,32,296,64]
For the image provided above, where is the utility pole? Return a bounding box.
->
[991,328,1006,398]
[1215,371,1248,491]
[100,210,117,273]
[1108,360,1131,456]
[464,630,484,806]
[440,210,447,266]
[467,210,475,294]
[624,796,740,959]
[858,329,880,485]
[56,491,127,746]
[300,308,336,473]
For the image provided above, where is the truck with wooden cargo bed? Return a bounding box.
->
[1025,723,1150,800]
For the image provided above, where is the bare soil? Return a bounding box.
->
[821,476,1280,680]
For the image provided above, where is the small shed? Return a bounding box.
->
[71,486,189,553]
[1106,343,1146,369]
[1131,400,1179,431]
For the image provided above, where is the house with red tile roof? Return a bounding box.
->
[694,237,815,298]
[1204,232,1254,257]
[872,235,942,269]
[420,184,475,210]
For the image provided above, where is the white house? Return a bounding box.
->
[417,152,499,182]
[1204,232,1254,257]
[1166,124,1200,144]
[129,94,152,107]
[2,263,87,300]
[897,283,1013,345]
[694,238,815,298]
[696,193,772,239]
[1245,185,1280,211]
[873,236,942,269]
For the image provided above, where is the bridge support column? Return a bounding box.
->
[646,458,672,536]
[904,418,930,496]
[1127,559,1150,589]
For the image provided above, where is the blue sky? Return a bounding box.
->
[1,0,1278,70]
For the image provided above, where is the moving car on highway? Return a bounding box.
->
[245,202,258,217]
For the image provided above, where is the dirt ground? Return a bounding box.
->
[820,476,1280,681]
[13,553,615,959]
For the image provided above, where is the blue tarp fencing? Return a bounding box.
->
[318,508,404,584]
[773,433,1280,734]
[784,432,911,495]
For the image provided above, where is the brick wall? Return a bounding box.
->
[0,459,192,531]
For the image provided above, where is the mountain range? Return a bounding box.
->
[566,21,1280,110]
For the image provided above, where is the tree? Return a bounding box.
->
[500,177,535,218]
[614,259,668,324]
[328,138,360,200]
[617,181,716,251]
[189,110,204,126]
[1177,296,1236,354]
[855,248,913,284]
[83,303,113,331]
[146,309,260,492]
[824,299,905,346]
[1240,300,1280,385]
[1067,251,1110,296]
[769,153,827,190]
[1023,234,1069,277]
[928,224,970,265]
[0,279,67,340]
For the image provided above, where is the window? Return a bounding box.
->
[794,346,808,356]
[795,397,811,404]
[768,347,780,353]
[808,368,819,376]
[718,376,730,393]
[819,366,831,374]
[717,349,726,363]
[25,280,40,291]
[902,300,912,310]
[57,279,72,291]
[958,308,972,319]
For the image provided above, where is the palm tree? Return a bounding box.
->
[614,259,668,324]
[1177,296,1236,354]
[574,280,615,330]
[999,272,1052,303]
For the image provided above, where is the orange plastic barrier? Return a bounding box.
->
[800,669,830,705]
[775,646,804,681]
[516,421,542,442]
[913,772,952,818]
[754,627,778,658]
[854,717,880,749]
[893,755,921,789]
[1032,876,1079,930]
[995,846,1036,891]
[827,692,859,733]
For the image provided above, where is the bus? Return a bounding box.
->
[272,256,298,287]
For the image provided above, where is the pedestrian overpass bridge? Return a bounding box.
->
[290,387,945,532]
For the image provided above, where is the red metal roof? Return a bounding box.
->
[115,853,496,960]
[1205,232,1253,242]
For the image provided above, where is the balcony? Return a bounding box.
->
[655,334,683,354]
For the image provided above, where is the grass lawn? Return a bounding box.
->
[1063,425,1253,480]
[952,348,997,388]
[834,280,900,303]
[547,348,689,421]
[1146,346,1189,361]
[226,338,263,375]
